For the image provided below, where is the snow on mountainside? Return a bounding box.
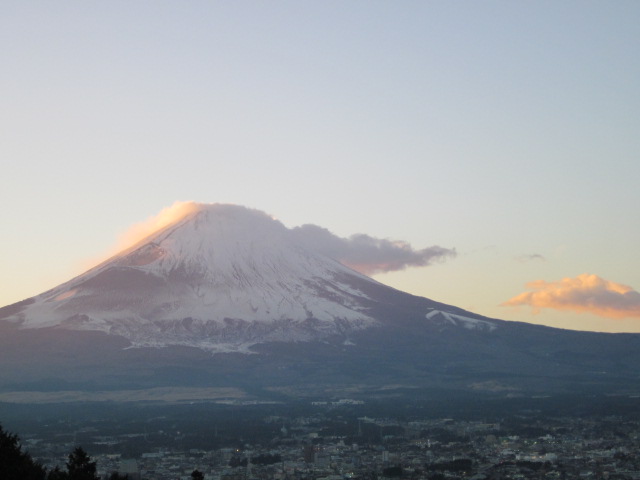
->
[3,204,387,352]
[1,203,498,353]
[8,204,640,399]
[425,309,496,332]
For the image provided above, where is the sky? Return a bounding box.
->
[2,1,639,333]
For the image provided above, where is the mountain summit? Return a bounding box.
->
[3,204,391,351]
[2,203,640,399]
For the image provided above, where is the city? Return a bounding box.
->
[4,394,640,479]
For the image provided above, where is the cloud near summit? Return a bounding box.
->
[503,274,640,319]
[291,224,456,275]
[99,202,456,276]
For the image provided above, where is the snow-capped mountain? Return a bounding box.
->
[3,204,393,351]
[2,203,639,399]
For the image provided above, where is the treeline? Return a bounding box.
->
[228,452,282,467]
[428,458,473,473]
[0,424,127,480]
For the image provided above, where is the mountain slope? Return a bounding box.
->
[1,203,639,399]
[2,205,393,351]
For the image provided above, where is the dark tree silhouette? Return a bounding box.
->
[251,453,282,465]
[0,425,130,480]
[66,447,99,480]
[191,469,204,480]
[107,473,129,480]
[47,466,69,480]
[0,424,47,480]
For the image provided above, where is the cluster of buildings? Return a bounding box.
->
[21,406,640,479]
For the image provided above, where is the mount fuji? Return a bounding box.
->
[5,204,385,352]
[1,203,640,400]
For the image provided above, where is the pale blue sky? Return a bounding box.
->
[2,1,639,332]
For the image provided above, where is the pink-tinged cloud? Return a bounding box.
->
[503,274,640,319]
[117,201,201,251]
[82,201,200,270]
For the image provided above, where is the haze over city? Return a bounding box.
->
[2,1,639,333]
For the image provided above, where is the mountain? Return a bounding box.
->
[1,203,640,401]
[4,204,382,352]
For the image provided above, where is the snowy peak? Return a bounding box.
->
[116,204,289,269]
[1,203,497,353]
[4,204,382,352]
[111,203,372,296]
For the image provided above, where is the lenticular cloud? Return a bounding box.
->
[503,273,640,319]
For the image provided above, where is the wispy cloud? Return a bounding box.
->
[82,201,200,269]
[292,224,456,275]
[515,253,546,263]
[503,273,640,319]
[116,201,200,252]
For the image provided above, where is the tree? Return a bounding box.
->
[66,447,99,480]
[47,466,69,480]
[0,424,47,480]
[191,469,204,480]
[107,473,129,480]
[0,425,127,480]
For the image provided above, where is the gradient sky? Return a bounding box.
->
[2,1,639,332]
